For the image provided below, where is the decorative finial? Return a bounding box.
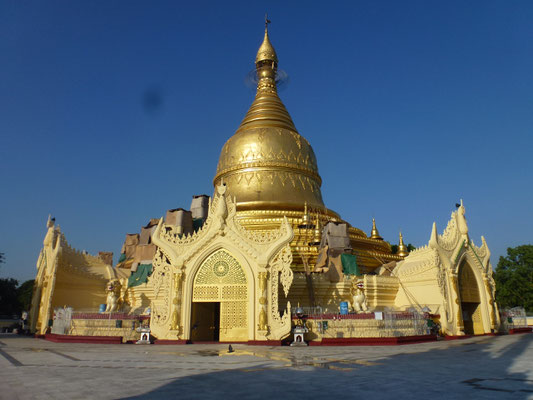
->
[457,198,469,238]
[302,202,309,225]
[397,231,409,257]
[255,17,278,65]
[313,213,322,243]
[370,218,383,240]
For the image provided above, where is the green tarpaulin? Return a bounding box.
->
[128,264,153,288]
[341,253,360,276]
[118,253,126,263]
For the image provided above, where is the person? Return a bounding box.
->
[426,318,434,335]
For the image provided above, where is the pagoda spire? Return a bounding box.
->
[370,218,383,240]
[254,19,279,96]
[256,15,278,65]
[236,18,298,133]
[397,232,409,257]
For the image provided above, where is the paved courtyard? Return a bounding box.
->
[0,333,532,399]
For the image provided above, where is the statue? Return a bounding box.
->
[350,280,368,313]
[105,279,122,312]
[457,199,469,240]
[214,182,228,226]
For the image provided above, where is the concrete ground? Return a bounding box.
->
[0,333,532,400]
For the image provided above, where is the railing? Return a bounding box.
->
[291,308,430,338]
[501,307,528,330]
[290,306,324,316]
[71,312,150,320]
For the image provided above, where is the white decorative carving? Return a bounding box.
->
[152,186,293,270]
[438,212,460,252]
[457,199,469,238]
[148,183,294,341]
[151,250,171,298]
[393,248,439,278]
[150,250,172,327]
[268,244,293,339]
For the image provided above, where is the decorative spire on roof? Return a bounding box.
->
[253,16,281,97]
[370,218,383,240]
[255,14,278,65]
[397,232,409,257]
[313,212,322,244]
[302,201,309,225]
[234,17,298,134]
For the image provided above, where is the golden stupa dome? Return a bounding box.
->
[214,26,325,211]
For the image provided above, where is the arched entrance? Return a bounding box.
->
[190,249,249,342]
[458,261,484,335]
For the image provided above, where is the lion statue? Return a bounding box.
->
[350,280,368,313]
[105,279,122,312]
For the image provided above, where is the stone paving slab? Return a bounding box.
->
[0,333,532,399]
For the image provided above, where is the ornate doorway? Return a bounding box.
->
[191,249,249,342]
[459,262,484,335]
[190,302,220,341]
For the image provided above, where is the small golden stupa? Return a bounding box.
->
[214,23,402,272]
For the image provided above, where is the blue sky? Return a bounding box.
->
[1,1,532,282]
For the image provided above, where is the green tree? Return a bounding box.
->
[0,278,20,316]
[390,243,416,254]
[17,280,35,311]
[494,245,533,312]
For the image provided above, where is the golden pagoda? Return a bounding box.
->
[29,22,502,343]
[214,24,401,272]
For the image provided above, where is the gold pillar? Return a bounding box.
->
[170,272,183,335]
[258,271,268,332]
[451,272,464,333]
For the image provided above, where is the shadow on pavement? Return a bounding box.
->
[121,334,533,400]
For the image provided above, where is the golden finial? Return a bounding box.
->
[370,218,383,240]
[397,231,409,257]
[313,212,322,243]
[302,202,309,225]
[256,15,278,64]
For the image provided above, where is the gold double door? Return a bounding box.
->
[190,249,249,342]
[190,299,248,342]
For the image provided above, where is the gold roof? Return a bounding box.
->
[214,25,325,211]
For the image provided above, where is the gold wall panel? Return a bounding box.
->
[192,286,219,301]
[220,301,247,342]
[222,285,248,300]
